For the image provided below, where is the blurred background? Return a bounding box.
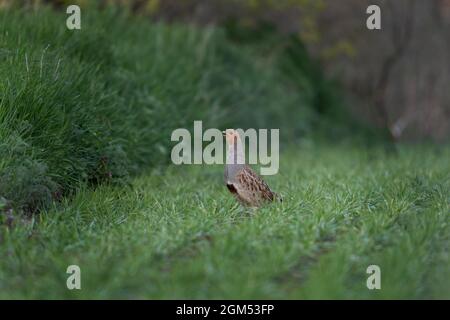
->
[4,0,449,142]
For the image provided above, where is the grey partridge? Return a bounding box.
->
[223,129,280,207]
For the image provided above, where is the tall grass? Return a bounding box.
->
[0,7,315,214]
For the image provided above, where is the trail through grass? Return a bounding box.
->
[0,147,448,299]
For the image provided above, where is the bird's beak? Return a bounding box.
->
[222,130,226,136]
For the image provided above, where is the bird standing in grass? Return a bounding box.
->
[223,129,280,208]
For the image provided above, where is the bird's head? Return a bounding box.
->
[222,129,240,145]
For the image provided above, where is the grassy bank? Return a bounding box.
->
[0,7,315,215]
[0,147,448,299]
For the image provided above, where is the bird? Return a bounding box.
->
[223,129,281,208]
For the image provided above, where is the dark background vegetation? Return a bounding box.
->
[8,0,450,141]
[0,0,449,217]
[159,0,450,142]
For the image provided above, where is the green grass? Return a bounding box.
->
[1,146,448,299]
[0,5,448,300]
[0,7,313,214]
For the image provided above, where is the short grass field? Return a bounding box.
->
[1,146,449,299]
[0,6,449,300]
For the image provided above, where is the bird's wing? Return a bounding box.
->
[226,181,254,206]
[235,165,276,202]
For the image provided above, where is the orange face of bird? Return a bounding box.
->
[222,129,240,145]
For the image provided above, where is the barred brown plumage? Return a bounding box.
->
[223,129,281,207]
